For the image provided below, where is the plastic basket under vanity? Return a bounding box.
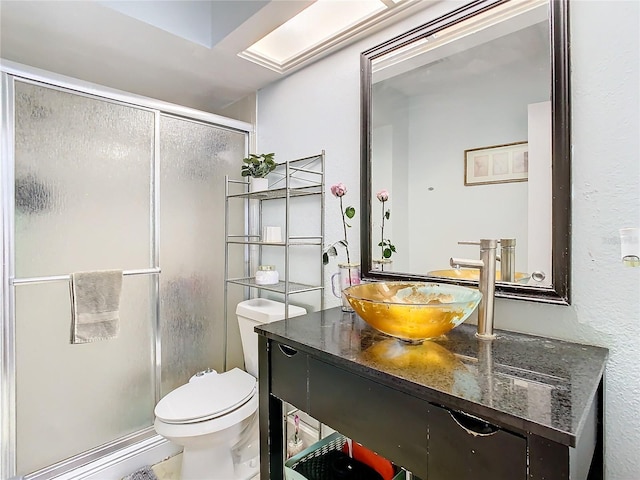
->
[284,432,405,480]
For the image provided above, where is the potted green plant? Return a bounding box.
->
[241,152,276,192]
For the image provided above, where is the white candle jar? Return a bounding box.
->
[255,265,279,285]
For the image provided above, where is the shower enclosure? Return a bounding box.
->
[0,64,250,478]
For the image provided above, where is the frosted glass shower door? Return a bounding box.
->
[13,81,156,475]
[159,115,246,396]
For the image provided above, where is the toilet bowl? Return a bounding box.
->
[154,298,306,480]
[154,368,259,480]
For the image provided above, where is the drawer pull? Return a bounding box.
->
[278,344,298,357]
[448,410,499,437]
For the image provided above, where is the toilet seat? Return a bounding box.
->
[155,368,256,424]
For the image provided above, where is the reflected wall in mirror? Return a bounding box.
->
[361,0,570,304]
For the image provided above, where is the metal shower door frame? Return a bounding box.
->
[0,62,251,480]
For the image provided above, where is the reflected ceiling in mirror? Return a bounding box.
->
[360,0,570,304]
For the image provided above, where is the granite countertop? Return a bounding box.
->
[256,307,608,447]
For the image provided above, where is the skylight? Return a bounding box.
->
[240,0,410,74]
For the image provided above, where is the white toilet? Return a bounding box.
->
[154,298,306,480]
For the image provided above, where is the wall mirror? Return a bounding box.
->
[360,0,570,304]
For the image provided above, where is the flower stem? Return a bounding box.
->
[340,196,351,266]
[381,199,386,258]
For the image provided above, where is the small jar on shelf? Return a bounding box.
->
[255,265,279,285]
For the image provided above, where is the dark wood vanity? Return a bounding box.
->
[257,308,607,479]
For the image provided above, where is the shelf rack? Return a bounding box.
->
[223,152,327,461]
[223,151,325,327]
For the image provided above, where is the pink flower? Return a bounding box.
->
[331,182,347,197]
[323,182,355,266]
[376,189,389,202]
[377,188,396,261]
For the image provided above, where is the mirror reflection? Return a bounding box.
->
[368,0,554,289]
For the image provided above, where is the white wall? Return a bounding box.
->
[256,1,640,478]
[527,101,553,278]
[217,92,258,126]
[98,1,214,47]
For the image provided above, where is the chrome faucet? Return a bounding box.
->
[450,239,498,340]
[497,238,516,283]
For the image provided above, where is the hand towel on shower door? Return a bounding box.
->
[70,270,123,344]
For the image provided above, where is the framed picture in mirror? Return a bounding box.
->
[464,141,529,186]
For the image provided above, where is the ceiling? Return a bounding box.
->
[0,0,431,115]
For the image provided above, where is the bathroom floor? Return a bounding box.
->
[150,453,260,480]
[150,453,181,480]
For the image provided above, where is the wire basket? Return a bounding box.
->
[284,432,346,480]
[284,432,406,480]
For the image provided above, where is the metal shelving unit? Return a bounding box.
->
[224,152,326,459]
[223,151,325,326]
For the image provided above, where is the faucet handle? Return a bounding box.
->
[459,240,498,249]
[498,238,516,246]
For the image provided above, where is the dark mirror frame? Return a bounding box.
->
[360,0,570,305]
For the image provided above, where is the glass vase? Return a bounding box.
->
[372,258,393,272]
[331,263,361,312]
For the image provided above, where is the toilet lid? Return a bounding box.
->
[155,368,256,424]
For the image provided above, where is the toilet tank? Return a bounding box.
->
[236,298,306,377]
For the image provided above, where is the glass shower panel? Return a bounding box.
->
[12,81,155,476]
[15,276,155,475]
[159,115,246,396]
[14,81,154,278]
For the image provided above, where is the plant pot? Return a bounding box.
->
[250,177,269,192]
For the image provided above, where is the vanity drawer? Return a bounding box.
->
[427,404,527,480]
[270,341,308,411]
[308,357,429,478]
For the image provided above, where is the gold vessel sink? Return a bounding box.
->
[342,282,481,343]
[428,268,530,283]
